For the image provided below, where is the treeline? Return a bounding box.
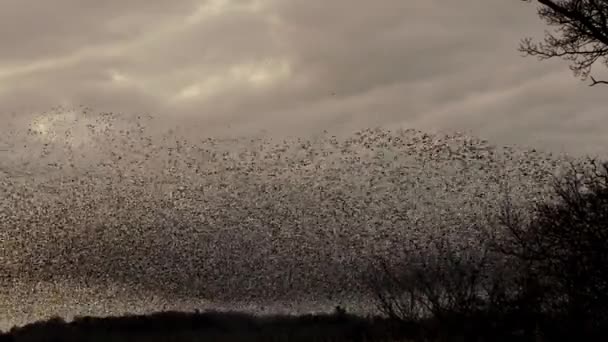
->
[363,157,608,341]
[0,308,414,342]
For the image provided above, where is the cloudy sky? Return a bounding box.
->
[2,0,608,157]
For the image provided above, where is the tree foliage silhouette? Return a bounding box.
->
[493,157,608,337]
[520,0,608,86]
[365,156,608,340]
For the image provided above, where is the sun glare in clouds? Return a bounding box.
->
[26,109,111,149]
[29,111,77,143]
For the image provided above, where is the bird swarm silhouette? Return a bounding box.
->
[0,107,581,327]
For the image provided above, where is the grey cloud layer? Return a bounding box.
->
[1,0,608,157]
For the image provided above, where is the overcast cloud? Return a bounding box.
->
[2,0,608,157]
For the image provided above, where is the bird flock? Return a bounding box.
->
[0,107,585,328]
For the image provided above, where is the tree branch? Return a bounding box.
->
[520,1,608,84]
[589,75,608,86]
[537,0,608,47]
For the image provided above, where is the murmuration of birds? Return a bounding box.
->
[0,106,589,325]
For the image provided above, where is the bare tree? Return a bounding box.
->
[493,156,608,338]
[520,0,608,86]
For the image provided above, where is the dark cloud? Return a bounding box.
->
[1,0,604,158]
[0,0,197,62]
[2,0,608,156]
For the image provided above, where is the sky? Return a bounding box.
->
[1,0,608,157]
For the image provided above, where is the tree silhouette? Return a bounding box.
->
[520,0,608,86]
[494,157,608,337]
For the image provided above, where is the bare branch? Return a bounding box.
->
[520,1,608,84]
[589,75,608,85]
